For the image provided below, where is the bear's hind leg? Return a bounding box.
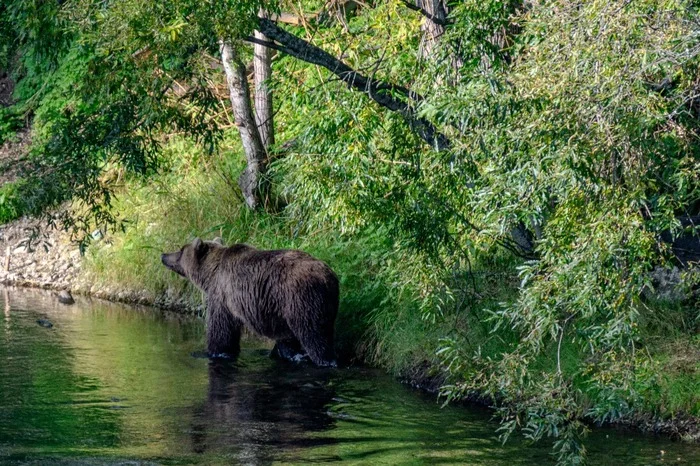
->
[207,303,242,358]
[288,317,337,367]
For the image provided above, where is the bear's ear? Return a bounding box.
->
[212,237,224,246]
[192,238,206,260]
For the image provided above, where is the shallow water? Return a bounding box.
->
[0,287,697,465]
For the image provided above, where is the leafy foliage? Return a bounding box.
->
[2,0,275,244]
[272,1,700,462]
[0,181,25,223]
[1,1,699,464]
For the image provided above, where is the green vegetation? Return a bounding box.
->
[1,1,699,464]
[0,181,24,223]
[83,136,699,460]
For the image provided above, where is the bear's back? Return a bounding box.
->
[211,245,337,301]
[208,245,338,340]
[240,248,337,289]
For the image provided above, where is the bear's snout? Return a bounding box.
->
[161,251,186,277]
[161,253,172,268]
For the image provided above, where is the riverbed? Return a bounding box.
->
[0,287,697,465]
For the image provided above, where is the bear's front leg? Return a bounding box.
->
[206,303,242,358]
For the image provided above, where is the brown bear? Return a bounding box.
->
[161,238,338,367]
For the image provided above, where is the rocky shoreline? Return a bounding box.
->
[0,216,204,314]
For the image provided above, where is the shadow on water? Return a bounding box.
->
[0,286,699,465]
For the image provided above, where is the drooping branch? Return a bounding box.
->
[249,17,543,258]
[251,18,451,151]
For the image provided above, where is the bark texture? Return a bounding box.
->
[219,40,267,209]
[253,30,274,151]
[416,0,448,59]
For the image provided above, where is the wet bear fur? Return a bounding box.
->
[161,238,338,367]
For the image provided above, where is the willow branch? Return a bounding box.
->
[250,19,451,150]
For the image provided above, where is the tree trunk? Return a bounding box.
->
[253,30,274,152]
[219,40,267,209]
[417,0,447,60]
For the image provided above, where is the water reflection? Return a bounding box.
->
[0,286,698,466]
[0,289,122,457]
[190,359,338,463]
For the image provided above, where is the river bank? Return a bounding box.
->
[0,216,203,314]
[1,214,699,447]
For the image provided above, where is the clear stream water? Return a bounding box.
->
[0,287,697,465]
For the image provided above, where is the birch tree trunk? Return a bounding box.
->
[219,40,267,209]
[417,0,447,60]
[253,30,274,151]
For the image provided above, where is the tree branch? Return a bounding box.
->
[252,19,450,150]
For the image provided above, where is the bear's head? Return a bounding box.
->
[161,238,223,288]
